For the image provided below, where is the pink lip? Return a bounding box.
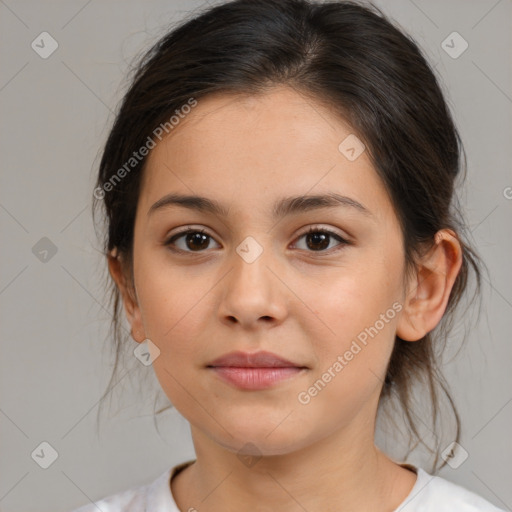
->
[207,350,308,390]
[207,350,303,368]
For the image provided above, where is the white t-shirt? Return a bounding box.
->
[70,460,506,511]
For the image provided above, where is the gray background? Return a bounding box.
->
[0,1,511,511]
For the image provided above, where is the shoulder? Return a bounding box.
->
[397,467,506,512]
[69,482,149,512]
[69,466,176,512]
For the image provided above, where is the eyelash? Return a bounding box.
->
[163,225,350,255]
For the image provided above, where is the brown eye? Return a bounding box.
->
[294,227,349,253]
[165,228,220,253]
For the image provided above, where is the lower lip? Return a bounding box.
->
[208,366,305,390]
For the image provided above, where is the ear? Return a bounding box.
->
[107,249,146,343]
[396,229,463,342]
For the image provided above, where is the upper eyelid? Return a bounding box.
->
[167,224,347,239]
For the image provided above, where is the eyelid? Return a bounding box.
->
[295,224,350,241]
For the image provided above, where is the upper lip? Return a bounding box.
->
[207,350,306,368]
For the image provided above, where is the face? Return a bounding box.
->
[123,86,410,456]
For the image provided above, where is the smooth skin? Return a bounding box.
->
[108,86,462,512]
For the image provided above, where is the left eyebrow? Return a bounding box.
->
[273,193,373,219]
[147,192,374,219]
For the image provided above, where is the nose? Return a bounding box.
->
[218,240,288,330]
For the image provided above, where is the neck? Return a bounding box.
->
[172,418,416,512]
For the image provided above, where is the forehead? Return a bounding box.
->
[147,87,352,166]
[139,86,393,222]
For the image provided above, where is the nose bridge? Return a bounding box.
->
[231,234,272,295]
[219,233,285,325]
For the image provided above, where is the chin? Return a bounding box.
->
[211,421,312,458]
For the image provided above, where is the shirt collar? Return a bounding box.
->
[146,460,196,511]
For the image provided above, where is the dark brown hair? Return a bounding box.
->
[92,0,485,471]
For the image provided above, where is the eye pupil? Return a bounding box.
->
[306,232,329,251]
[187,232,209,251]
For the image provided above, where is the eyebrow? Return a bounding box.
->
[148,192,373,219]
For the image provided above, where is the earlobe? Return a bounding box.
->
[396,229,463,342]
[107,249,146,343]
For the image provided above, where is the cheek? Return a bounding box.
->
[132,249,228,409]
[135,254,214,360]
[311,266,400,341]
[303,263,401,390]
[293,278,400,435]
[138,269,213,411]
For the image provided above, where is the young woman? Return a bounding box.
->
[73,0,505,510]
